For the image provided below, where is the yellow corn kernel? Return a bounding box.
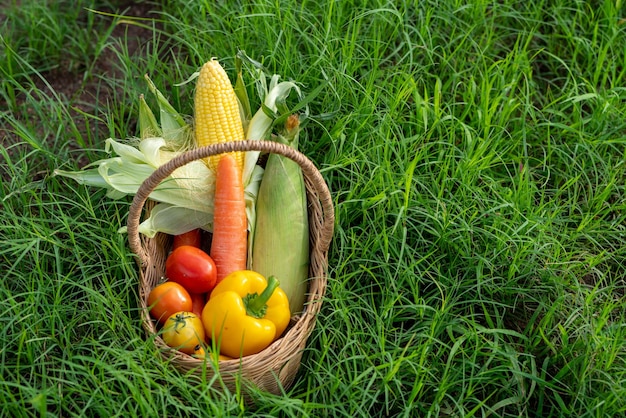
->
[194,59,245,171]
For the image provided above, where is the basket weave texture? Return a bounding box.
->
[127,140,334,395]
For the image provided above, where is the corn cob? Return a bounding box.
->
[251,115,309,315]
[194,59,245,172]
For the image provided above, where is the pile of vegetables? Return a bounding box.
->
[54,53,319,359]
[148,241,290,359]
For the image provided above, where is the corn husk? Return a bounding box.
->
[251,116,309,315]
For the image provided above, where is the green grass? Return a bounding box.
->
[2,0,626,416]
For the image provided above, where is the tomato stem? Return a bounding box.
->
[172,312,193,332]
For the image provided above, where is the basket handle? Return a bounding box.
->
[127,140,335,267]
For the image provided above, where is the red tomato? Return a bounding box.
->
[161,311,205,354]
[147,282,193,324]
[189,292,207,318]
[173,228,202,249]
[165,246,217,294]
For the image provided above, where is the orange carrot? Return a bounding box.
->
[210,154,247,283]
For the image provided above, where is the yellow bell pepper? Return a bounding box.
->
[201,270,291,358]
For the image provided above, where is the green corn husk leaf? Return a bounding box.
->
[251,124,309,315]
[138,94,161,139]
[242,77,303,186]
[234,55,252,131]
[144,74,191,150]
[237,50,303,187]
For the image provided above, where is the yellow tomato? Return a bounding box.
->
[161,312,205,354]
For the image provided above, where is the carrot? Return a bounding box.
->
[210,154,248,283]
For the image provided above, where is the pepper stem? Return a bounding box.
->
[244,276,280,319]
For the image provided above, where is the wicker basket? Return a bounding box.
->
[126,140,334,395]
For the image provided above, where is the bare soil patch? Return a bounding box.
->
[2,2,161,168]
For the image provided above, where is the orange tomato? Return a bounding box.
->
[147,282,193,324]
